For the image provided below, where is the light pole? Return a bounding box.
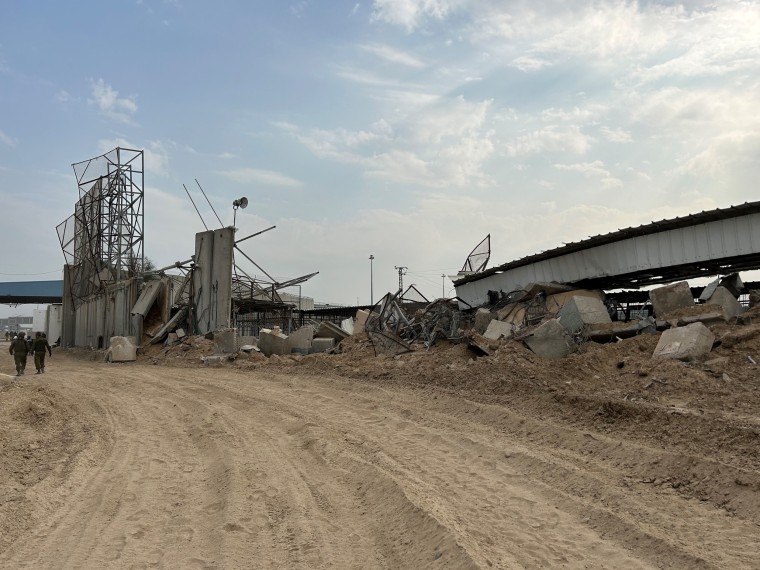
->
[441,274,446,298]
[369,255,375,305]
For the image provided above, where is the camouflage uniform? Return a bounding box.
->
[32,335,52,373]
[9,334,29,376]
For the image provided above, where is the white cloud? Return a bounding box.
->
[289,1,310,18]
[506,125,592,156]
[218,168,303,188]
[360,43,426,68]
[371,0,465,32]
[600,126,632,143]
[510,55,551,72]
[0,129,18,147]
[218,152,238,160]
[553,160,622,189]
[88,78,138,123]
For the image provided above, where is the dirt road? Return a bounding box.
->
[1,347,759,569]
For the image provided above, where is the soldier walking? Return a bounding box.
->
[32,332,52,374]
[9,331,29,376]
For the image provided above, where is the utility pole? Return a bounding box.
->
[441,274,446,298]
[369,255,375,305]
[394,266,407,293]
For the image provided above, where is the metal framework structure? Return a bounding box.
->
[56,148,144,308]
[459,234,490,274]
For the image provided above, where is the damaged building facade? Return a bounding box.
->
[56,148,318,353]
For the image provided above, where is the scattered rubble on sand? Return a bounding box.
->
[130,273,760,380]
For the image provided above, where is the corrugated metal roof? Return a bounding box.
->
[455,201,760,285]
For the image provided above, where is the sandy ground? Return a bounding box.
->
[1,331,759,569]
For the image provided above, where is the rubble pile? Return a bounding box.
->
[139,272,756,378]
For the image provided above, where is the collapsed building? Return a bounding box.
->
[52,147,760,366]
[55,148,318,355]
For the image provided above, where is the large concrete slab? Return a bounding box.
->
[649,281,694,317]
[259,328,289,357]
[523,319,576,359]
[315,321,349,342]
[287,325,314,352]
[706,286,743,320]
[110,336,137,362]
[653,322,715,361]
[557,295,611,334]
[312,337,335,353]
[354,309,370,335]
[472,308,493,334]
[213,328,237,354]
[483,319,515,340]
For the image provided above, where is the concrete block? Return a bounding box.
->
[698,279,719,302]
[719,273,743,298]
[287,325,314,352]
[706,286,743,320]
[649,281,694,317]
[166,332,178,344]
[341,318,355,335]
[175,328,186,339]
[259,328,289,357]
[312,337,335,353]
[110,336,137,362]
[315,321,349,342]
[473,308,494,334]
[557,295,611,334]
[585,320,643,342]
[495,303,525,326]
[213,328,236,354]
[666,304,727,327]
[545,289,604,314]
[653,322,715,361]
[483,319,515,340]
[354,310,370,335]
[523,319,576,359]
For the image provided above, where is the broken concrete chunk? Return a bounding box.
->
[557,295,611,334]
[165,332,178,345]
[698,279,720,302]
[585,320,643,342]
[213,328,236,354]
[287,325,314,353]
[653,322,715,361]
[354,309,370,335]
[315,321,349,342]
[719,273,743,298]
[523,319,576,359]
[473,308,494,334]
[483,319,515,340]
[649,281,694,317]
[495,303,525,326]
[110,336,137,362]
[259,327,289,357]
[749,290,760,308]
[311,337,335,353]
[175,328,186,339]
[341,318,355,335]
[706,286,743,320]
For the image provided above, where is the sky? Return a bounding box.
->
[1,0,760,318]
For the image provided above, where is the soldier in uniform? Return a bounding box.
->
[32,332,53,374]
[9,331,29,376]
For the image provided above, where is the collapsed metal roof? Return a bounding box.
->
[454,201,760,308]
